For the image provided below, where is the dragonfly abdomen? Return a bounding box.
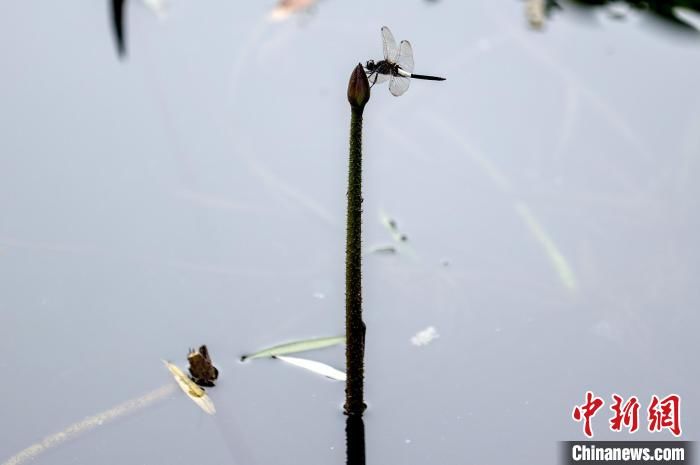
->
[409,73,446,81]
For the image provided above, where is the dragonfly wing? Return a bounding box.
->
[381,26,399,62]
[389,74,410,97]
[397,40,414,73]
[370,72,390,85]
[376,73,390,84]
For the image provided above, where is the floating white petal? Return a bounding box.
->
[275,355,346,381]
[411,326,440,346]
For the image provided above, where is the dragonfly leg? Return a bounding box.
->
[366,70,377,88]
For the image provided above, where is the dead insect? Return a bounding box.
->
[187,345,219,387]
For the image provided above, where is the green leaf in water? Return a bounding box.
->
[274,355,346,381]
[241,335,344,361]
[367,244,398,255]
[372,210,419,260]
[379,210,408,243]
[514,202,577,292]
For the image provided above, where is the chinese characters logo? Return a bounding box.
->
[572,392,681,438]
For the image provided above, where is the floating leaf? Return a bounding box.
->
[275,355,346,381]
[367,244,397,255]
[241,335,344,361]
[163,360,216,415]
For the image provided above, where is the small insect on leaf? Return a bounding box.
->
[188,345,219,387]
[241,335,344,361]
[274,355,346,381]
[162,360,216,415]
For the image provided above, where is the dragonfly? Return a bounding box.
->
[365,26,446,97]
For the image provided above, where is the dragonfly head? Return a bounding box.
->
[365,60,376,72]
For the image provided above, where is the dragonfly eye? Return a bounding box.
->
[365,60,375,70]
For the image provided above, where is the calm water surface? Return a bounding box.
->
[1,1,699,464]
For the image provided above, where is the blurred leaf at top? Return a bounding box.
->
[268,0,318,22]
[527,0,700,33]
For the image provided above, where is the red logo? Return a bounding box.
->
[572,392,682,438]
[572,391,605,438]
[609,394,640,433]
[648,394,682,437]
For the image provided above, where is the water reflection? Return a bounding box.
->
[345,415,366,465]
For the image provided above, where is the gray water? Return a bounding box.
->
[1,1,699,464]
